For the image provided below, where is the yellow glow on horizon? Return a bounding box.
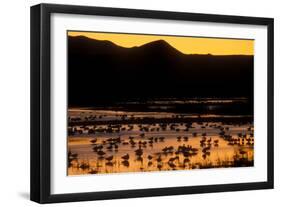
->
[68,31,254,55]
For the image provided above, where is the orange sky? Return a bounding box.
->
[68,31,254,55]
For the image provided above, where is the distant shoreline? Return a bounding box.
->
[68,116,253,126]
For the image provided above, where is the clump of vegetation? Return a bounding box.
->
[68,150,78,167]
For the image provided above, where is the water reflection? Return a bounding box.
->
[68,111,254,175]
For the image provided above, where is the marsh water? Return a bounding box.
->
[67,99,254,175]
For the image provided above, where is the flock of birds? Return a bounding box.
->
[69,113,146,123]
[68,121,254,174]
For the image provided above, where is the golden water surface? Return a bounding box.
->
[68,120,254,175]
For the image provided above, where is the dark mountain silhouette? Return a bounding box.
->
[68,35,254,107]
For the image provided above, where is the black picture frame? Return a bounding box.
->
[30,3,274,204]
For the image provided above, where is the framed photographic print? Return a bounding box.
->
[30,3,274,203]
